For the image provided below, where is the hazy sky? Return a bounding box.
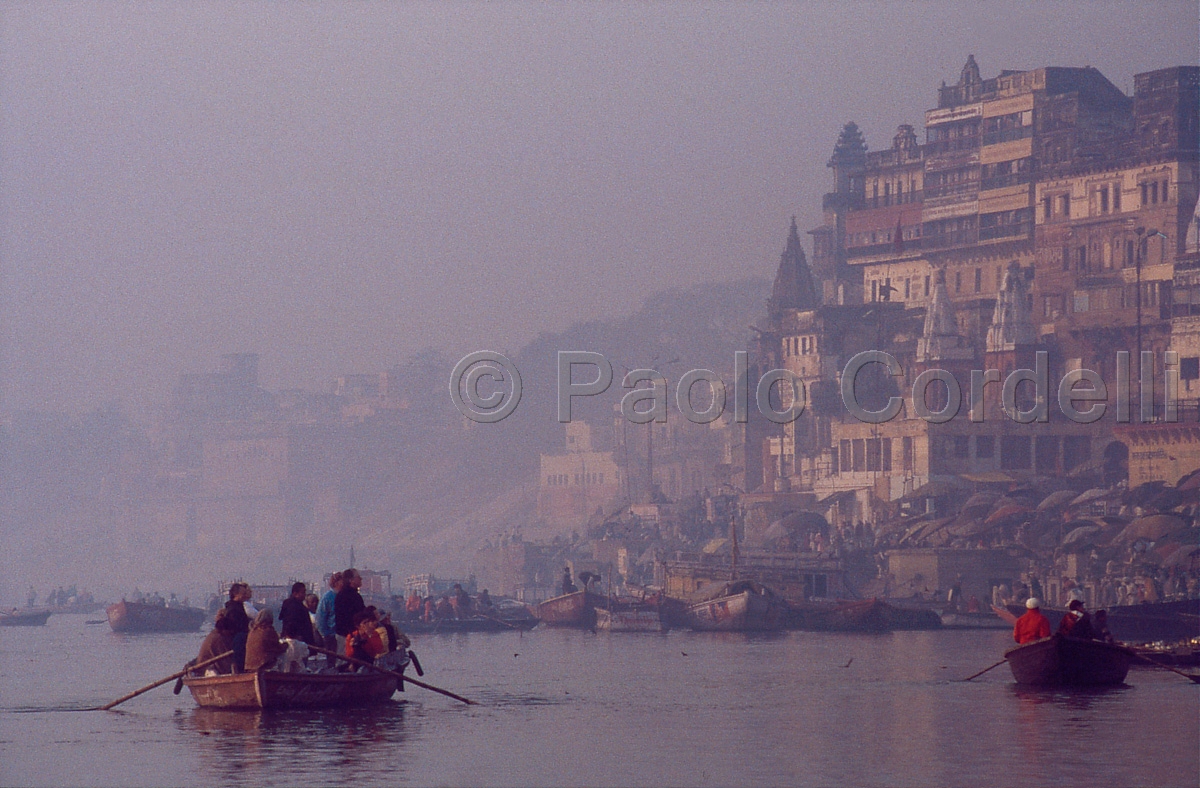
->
[2,2,1196,413]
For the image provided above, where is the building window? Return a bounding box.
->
[902,436,913,471]
[955,271,962,292]
[1034,436,1059,473]
[954,435,970,458]
[882,438,892,472]
[852,439,865,472]
[1000,436,1032,470]
[1162,179,1169,203]
[975,435,995,459]
[1060,194,1070,216]
[1099,186,1109,214]
[974,268,982,293]
[866,438,881,472]
[1151,181,1159,204]
[1113,185,1121,211]
[1182,357,1200,381]
[1141,182,1148,206]
[840,440,851,471]
[1042,195,1052,221]
[904,279,911,299]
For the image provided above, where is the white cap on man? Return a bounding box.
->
[1026,598,1040,609]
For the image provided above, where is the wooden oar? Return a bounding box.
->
[97,650,234,711]
[962,659,1008,681]
[307,645,474,705]
[1128,650,1200,684]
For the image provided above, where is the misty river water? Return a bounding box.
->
[1,615,1196,787]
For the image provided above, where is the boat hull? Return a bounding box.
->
[0,610,52,626]
[107,601,207,633]
[184,670,400,710]
[595,607,664,632]
[1005,635,1135,686]
[686,590,785,631]
[536,591,606,628]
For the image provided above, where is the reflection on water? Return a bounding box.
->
[1011,683,1132,708]
[176,702,411,786]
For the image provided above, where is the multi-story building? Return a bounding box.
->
[748,57,1199,521]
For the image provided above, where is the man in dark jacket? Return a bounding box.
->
[279,582,317,645]
[223,583,252,672]
[334,569,366,652]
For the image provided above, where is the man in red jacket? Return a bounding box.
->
[1013,597,1051,644]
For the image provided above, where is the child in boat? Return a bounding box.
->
[346,611,386,665]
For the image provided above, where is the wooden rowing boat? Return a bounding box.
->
[107,601,207,633]
[536,590,607,628]
[0,609,52,626]
[683,580,787,631]
[1005,634,1135,686]
[183,669,401,710]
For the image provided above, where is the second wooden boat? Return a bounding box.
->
[107,601,207,633]
[536,590,607,628]
[1005,634,1135,686]
[683,580,787,631]
[0,609,52,626]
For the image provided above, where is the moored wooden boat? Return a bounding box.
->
[595,606,664,632]
[107,601,207,633]
[789,598,937,632]
[536,590,607,628]
[1005,634,1135,686]
[0,609,52,626]
[400,615,538,634]
[183,669,401,709]
[684,580,787,631]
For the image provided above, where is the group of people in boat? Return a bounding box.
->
[1012,597,1115,645]
[29,585,96,608]
[195,571,411,675]
[398,583,496,623]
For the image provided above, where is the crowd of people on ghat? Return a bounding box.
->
[194,570,411,676]
[1011,597,1115,645]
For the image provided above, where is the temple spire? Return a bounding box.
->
[917,269,972,362]
[768,217,818,319]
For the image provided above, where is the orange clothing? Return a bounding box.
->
[1013,609,1051,644]
[346,629,386,661]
